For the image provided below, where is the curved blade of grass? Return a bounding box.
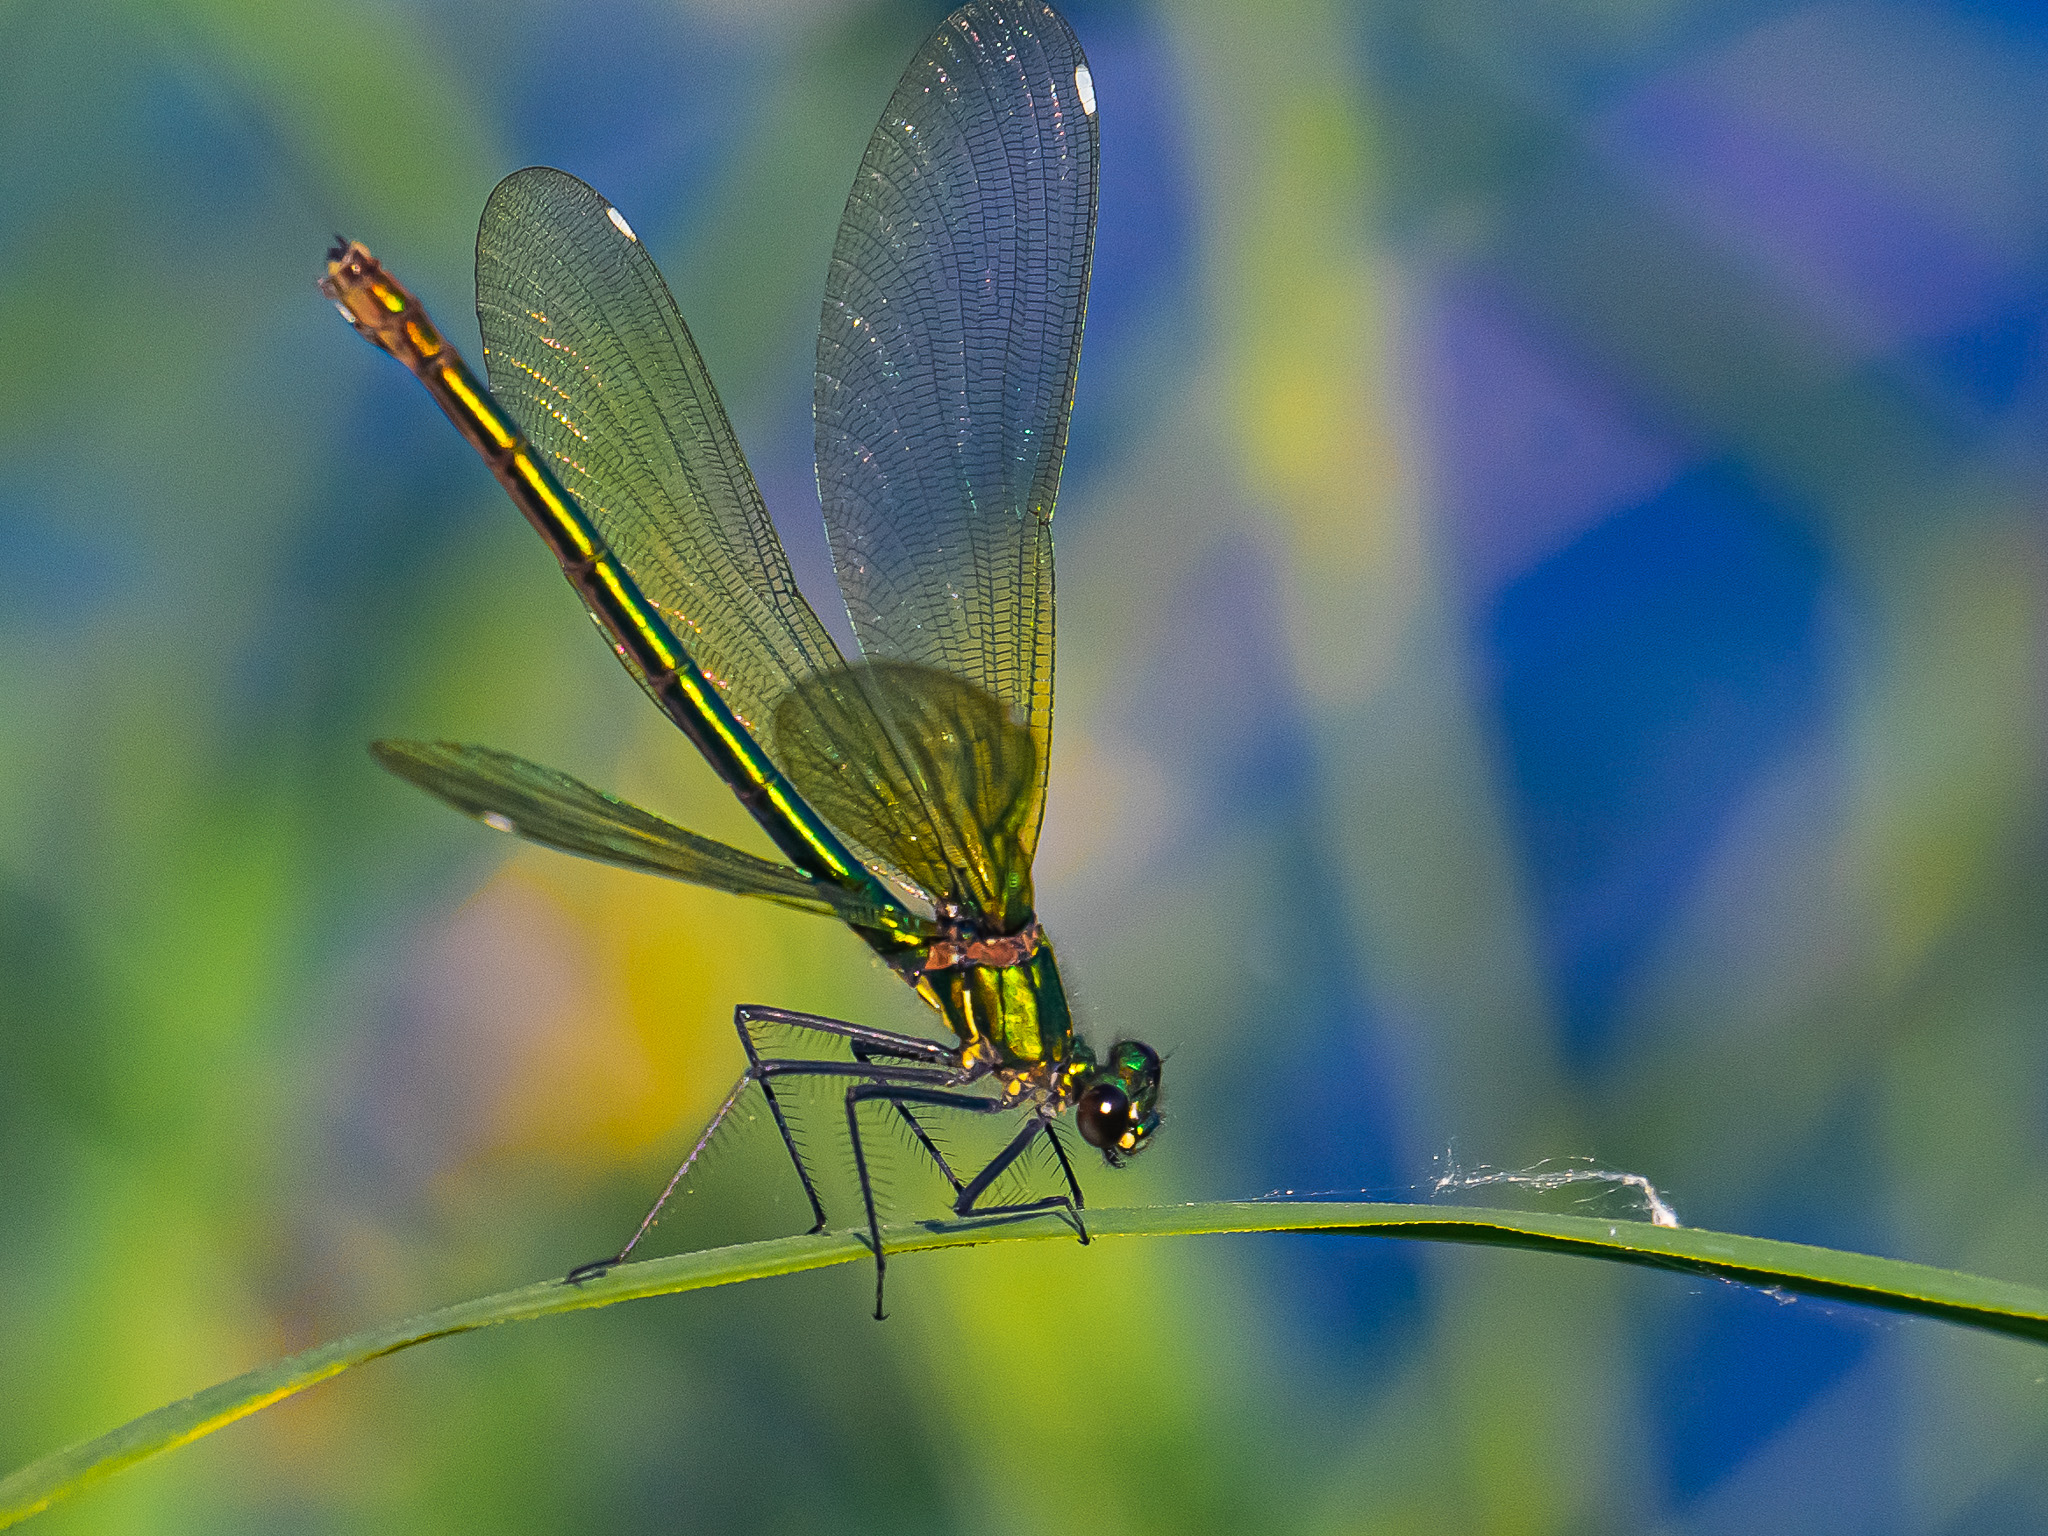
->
[7,1200,2048,1527]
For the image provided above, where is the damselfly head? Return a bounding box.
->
[1075,1039,1162,1166]
[317,241,381,332]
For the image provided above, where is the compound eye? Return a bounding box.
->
[1076,1083,1131,1149]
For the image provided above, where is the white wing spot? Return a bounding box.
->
[482,812,517,834]
[606,206,638,242]
[1074,63,1096,116]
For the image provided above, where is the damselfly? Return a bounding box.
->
[321,0,1161,1317]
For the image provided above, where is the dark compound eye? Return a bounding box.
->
[1076,1083,1130,1149]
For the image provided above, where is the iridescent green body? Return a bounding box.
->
[323,242,1095,1104]
[922,944,1074,1067]
[327,0,1162,1316]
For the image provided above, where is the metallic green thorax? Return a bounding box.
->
[917,939,1075,1069]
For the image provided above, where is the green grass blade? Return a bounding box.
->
[6,1201,2047,1527]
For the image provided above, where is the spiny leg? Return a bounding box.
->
[726,1005,965,1244]
[953,1115,1088,1243]
[565,1069,753,1284]
[744,1008,972,1244]
[1040,1122,1091,1244]
[854,1040,967,1196]
[844,1084,1083,1320]
[735,1003,961,1065]
[565,1004,965,1286]
[742,1019,830,1236]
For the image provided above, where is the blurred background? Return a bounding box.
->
[5,0,2048,1529]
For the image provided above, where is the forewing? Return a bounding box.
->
[476,167,844,747]
[814,0,1099,855]
[372,740,933,934]
[771,663,1036,931]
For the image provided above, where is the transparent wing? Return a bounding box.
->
[771,663,1036,931]
[372,740,935,934]
[815,0,1099,855]
[476,167,845,748]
